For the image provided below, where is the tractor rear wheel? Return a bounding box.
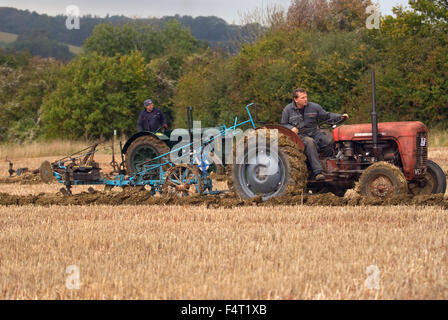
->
[408,160,447,195]
[229,129,308,200]
[125,135,170,175]
[357,162,408,198]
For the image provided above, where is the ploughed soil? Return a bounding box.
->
[0,188,447,208]
[0,173,43,185]
[1,171,447,208]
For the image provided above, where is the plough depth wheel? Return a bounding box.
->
[40,160,54,184]
[163,164,203,197]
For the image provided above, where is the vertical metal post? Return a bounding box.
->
[110,129,118,173]
[371,70,379,160]
[187,107,194,162]
[119,140,125,173]
[254,104,258,123]
[113,130,117,156]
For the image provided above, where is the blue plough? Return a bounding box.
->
[47,104,257,196]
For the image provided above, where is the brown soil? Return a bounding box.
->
[1,189,447,209]
[0,173,42,185]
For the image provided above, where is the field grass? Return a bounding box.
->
[0,139,124,161]
[0,205,447,299]
[67,44,83,55]
[429,129,448,148]
[0,31,18,43]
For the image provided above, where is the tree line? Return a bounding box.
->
[0,0,447,143]
[0,7,258,52]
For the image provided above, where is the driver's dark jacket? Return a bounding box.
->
[137,107,167,132]
[281,101,341,136]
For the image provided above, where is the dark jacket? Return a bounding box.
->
[281,101,341,136]
[137,107,167,132]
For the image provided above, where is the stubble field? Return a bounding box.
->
[0,149,448,299]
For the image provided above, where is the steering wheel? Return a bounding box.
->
[154,125,168,134]
[319,116,347,129]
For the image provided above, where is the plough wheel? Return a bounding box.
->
[163,164,203,197]
[40,160,54,184]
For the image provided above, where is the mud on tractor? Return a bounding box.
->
[228,71,446,200]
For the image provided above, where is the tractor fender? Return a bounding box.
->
[259,125,305,150]
[122,132,169,155]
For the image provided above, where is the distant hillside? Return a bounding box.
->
[0,30,82,55]
[0,7,260,51]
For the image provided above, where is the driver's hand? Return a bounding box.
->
[291,127,299,135]
[341,114,349,120]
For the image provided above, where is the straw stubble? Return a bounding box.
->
[1,205,447,299]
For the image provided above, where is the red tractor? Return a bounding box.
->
[229,72,447,200]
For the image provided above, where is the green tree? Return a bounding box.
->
[84,20,205,119]
[174,50,235,127]
[41,51,158,139]
[0,49,31,68]
[83,22,165,60]
[355,0,448,125]
[84,20,202,63]
[0,53,62,142]
[410,0,448,24]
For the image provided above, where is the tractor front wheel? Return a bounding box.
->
[125,135,170,175]
[408,160,447,195]
[357,162,408,198]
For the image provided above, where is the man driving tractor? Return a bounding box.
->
[281,88,349,181]
[137,99,168,133]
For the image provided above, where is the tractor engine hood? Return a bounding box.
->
[333,121,427,142]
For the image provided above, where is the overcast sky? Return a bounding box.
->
[1,0,411,24]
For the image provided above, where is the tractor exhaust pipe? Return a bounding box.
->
[371,70,380,160]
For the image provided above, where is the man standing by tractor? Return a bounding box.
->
[282,88,349,181]
[137,99,168,133]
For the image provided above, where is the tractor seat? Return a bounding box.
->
[318,129,335,157]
